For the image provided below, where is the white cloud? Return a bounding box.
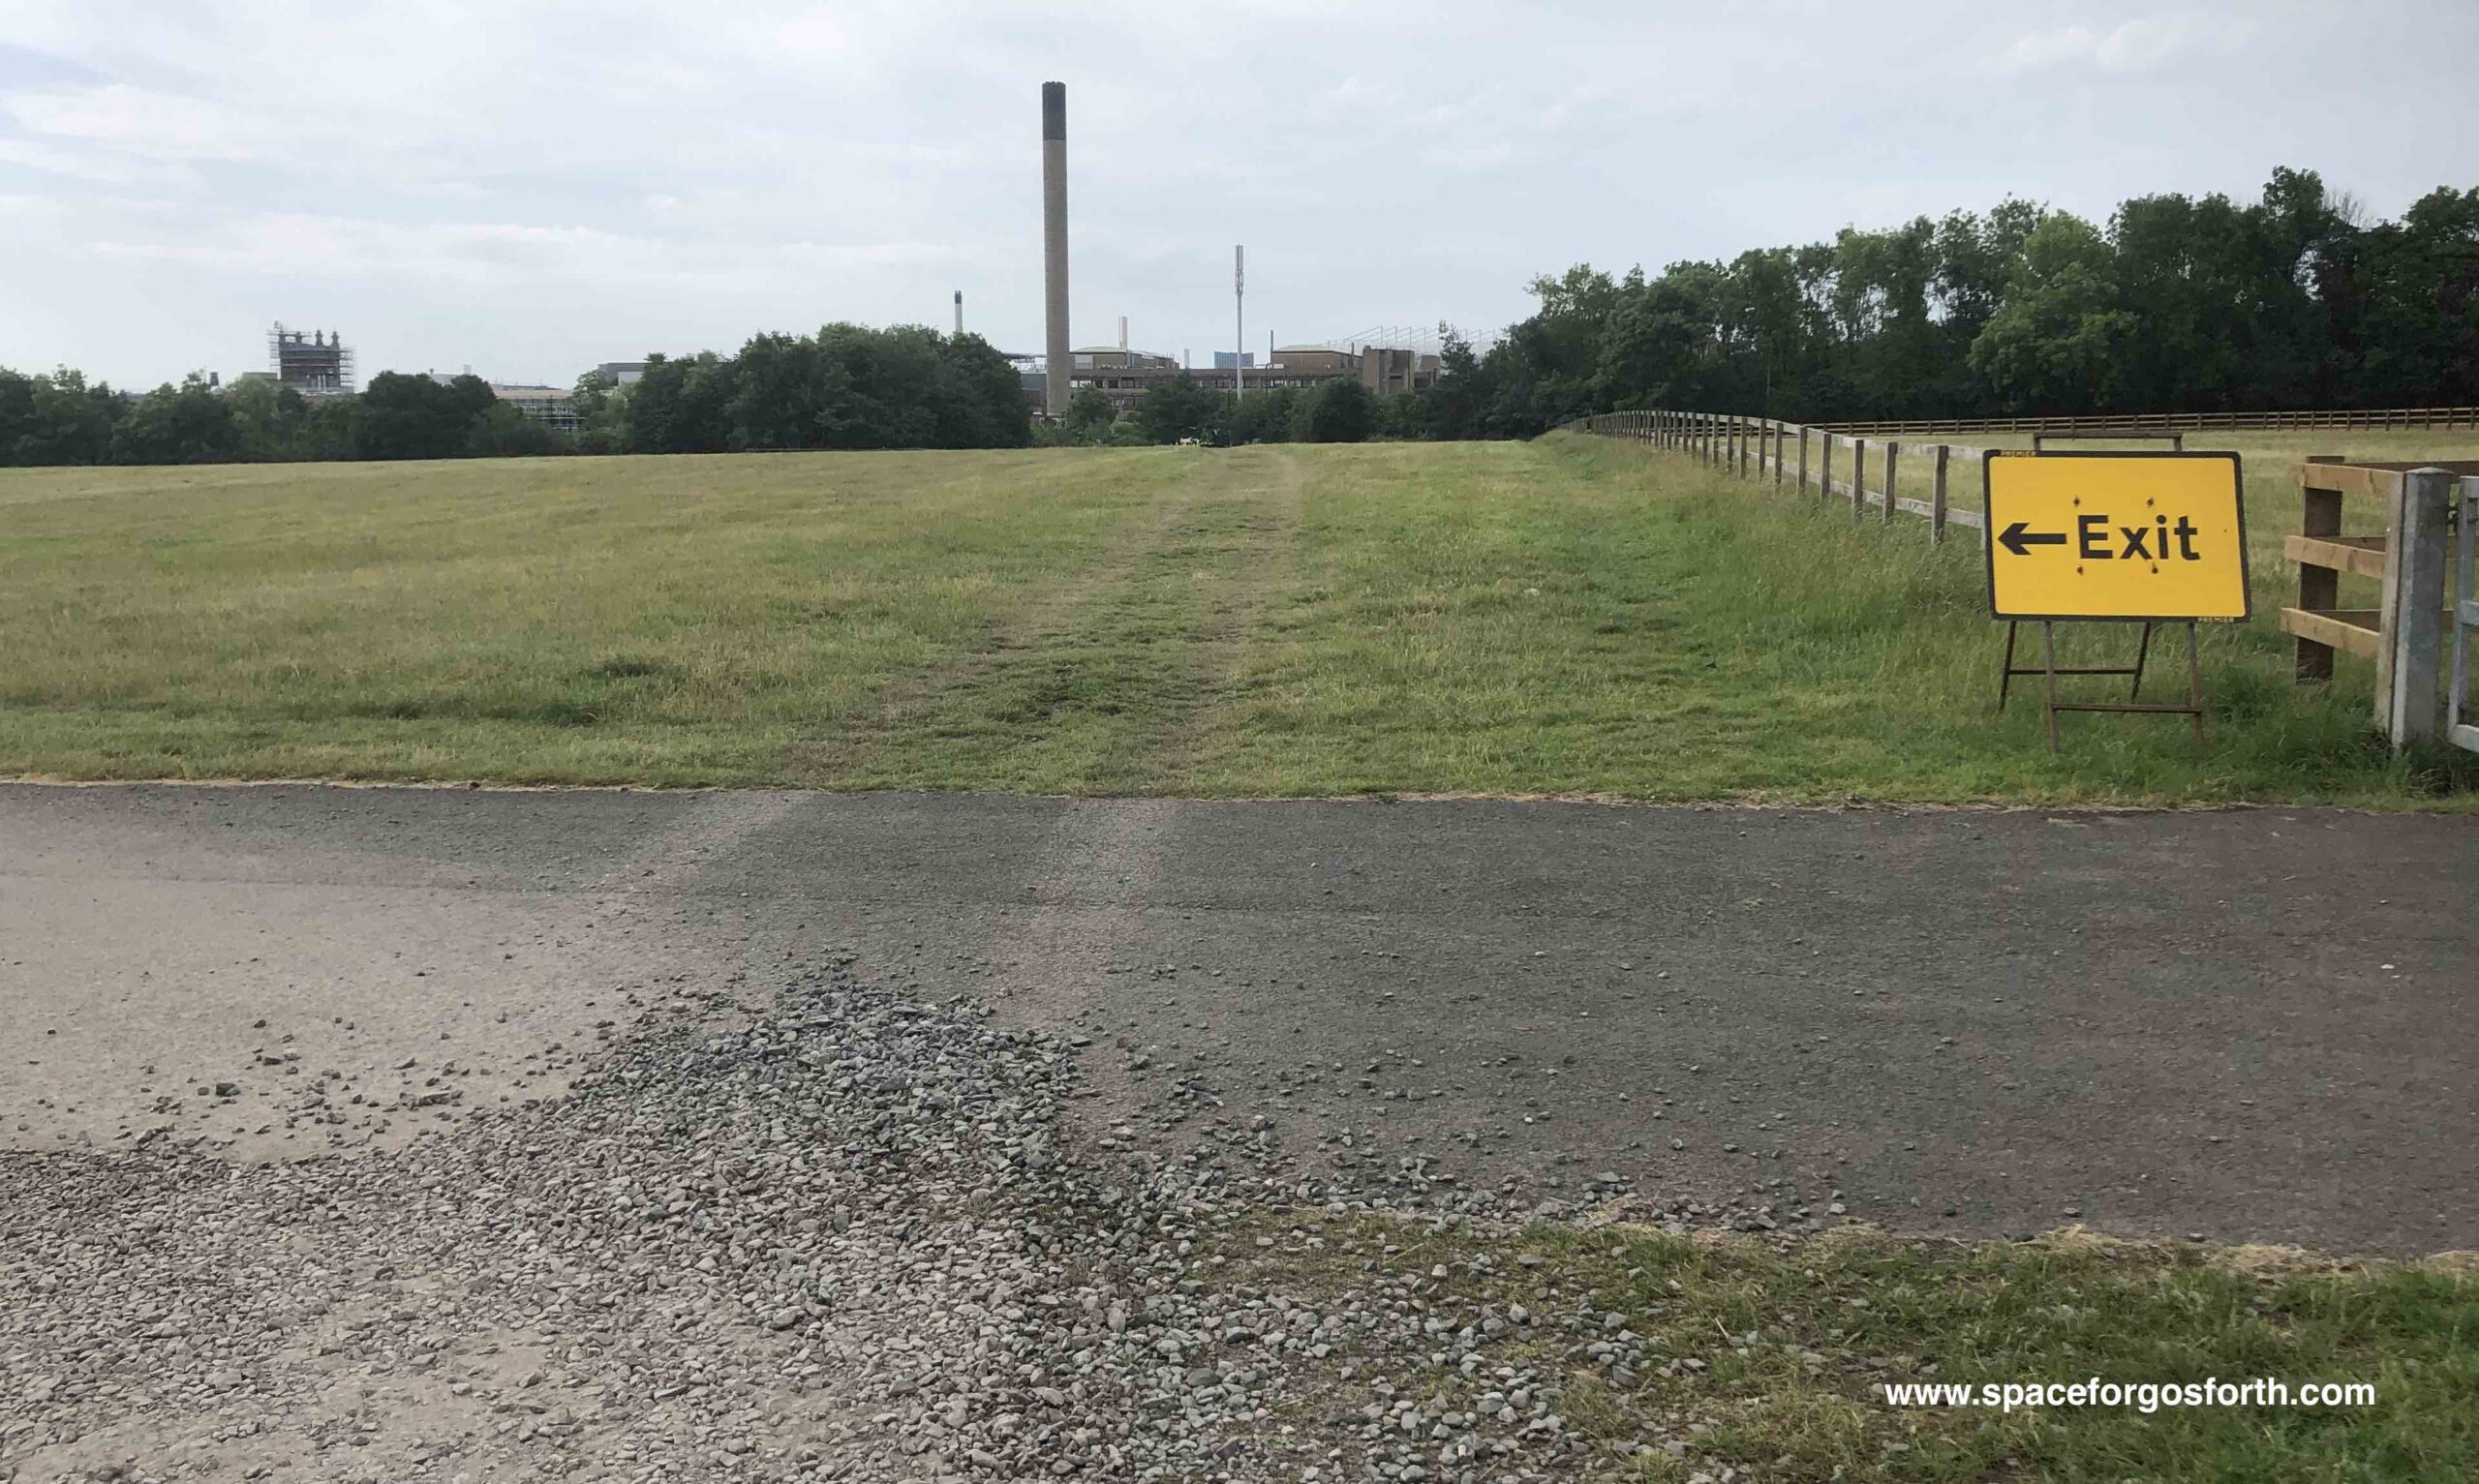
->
[84,208,963,293]
[2,83,272,161]
[0,0,2467,389]
[1996,12,2250,75]
[2000,24,2101,73]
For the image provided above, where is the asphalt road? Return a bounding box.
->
[4,783,2471,1254]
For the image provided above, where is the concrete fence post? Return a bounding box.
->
[2379,467,2455,748]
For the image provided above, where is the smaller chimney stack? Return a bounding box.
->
[953,290,963,335]
[1118,316,1128,351]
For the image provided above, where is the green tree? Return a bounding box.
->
[1297,378,1375,442]
[1229,385,1299,444]
[111,374,240,464]
[1966,215,2136,413]
[1063,384,1117,443]
[2353,186,2479,407]
[570,371,630,454]
[467,401,565,457]
[353,371,495,460]
[1421,326,1489,441]
[12,368,121,466]
[1134,373,1215,443]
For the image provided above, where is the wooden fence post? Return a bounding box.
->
[1851,437,1867,520]
[1882,440,1899,523]
[2297,456,2344,681]
[1930,444,1949,544]
[1820,433,1834,505]
[2381,468,2455,748]
[1773,424,1785,487]
[1798,427,1810,496]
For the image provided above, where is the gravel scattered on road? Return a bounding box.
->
[3,958,1788,1482]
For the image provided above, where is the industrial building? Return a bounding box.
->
[417,372,582,434]
[1024,342,1440,414]
[268,323,353,397]
[488,383,581,433]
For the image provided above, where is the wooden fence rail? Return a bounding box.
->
[1811,407,2479,438]
[1570,409,1987,543]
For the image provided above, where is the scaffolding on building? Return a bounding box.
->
[1319,323,1503,359]
[269,322,355,397]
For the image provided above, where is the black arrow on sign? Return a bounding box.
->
[1998,521,2067,558]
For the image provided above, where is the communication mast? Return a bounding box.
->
[1234,245,1245,403]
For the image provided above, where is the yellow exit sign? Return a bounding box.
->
[1983,451,2250,621]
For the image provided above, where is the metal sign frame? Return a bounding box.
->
[1981,449,2250,624]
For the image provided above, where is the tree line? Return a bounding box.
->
[1413,167,2479,439]
[0,324,1029,467]
[7,167,2472,466]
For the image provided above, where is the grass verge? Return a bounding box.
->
[1206,1210,2479,1482]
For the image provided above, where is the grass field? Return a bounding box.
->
[4,435,2475,805]
[1209,1212,2479,1482]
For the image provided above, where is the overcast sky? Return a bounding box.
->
[4,1,2474,390]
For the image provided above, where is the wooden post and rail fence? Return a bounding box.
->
[2282,458,2479,750]
[1571,409,2479,754]
[1573,409,1986,545]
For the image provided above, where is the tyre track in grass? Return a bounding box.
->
[783,451,1220,788]
[808,445,1307,797]
[1138,445,1312,793]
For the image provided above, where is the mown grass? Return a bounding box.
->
[1209,1211,2479,1482]
[2,438,2472,804]
[0,450,1191,784]
[1182,437,2479,805]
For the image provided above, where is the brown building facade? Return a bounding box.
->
[1035,344,1441,413]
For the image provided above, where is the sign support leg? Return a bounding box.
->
[2041,621,2064,755]
[2185,621,2206,757]
[1998,621,2019,712]
[2129,621,2154,700]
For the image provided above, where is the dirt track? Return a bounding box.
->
[4,783,2473,1254]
